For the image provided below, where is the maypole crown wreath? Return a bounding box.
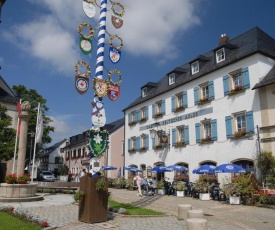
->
[108,69,122,86]
[109,35,123,51]
[111,2,125,17]
[77,22,94,39]
[75,61,91,78]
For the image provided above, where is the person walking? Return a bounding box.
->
[136,173,143,196]
[68,171,72,182]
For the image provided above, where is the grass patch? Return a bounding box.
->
[108,200,163,215]
[0,212,42,230]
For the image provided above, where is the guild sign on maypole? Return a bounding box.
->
[74,0,125,175]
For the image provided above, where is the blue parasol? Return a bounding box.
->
[151,165,173,173]
[123,166,142,172]
[214,163,246,173]
[192,165,216,174]
[101,166,117,171]
[166,165,188,171]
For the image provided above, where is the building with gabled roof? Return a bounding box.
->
[123,27,275,183]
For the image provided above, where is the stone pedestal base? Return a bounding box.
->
[186,218,207,230]
[0,183,37,198]
[178,204,192,220]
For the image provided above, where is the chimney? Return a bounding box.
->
[219,33,229,45]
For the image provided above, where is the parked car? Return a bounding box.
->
[39,171,56,182]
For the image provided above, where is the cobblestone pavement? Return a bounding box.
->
[1,189,275,229]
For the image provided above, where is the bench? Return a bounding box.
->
[36,181,80,193]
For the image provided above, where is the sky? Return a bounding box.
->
[1,0,275,146]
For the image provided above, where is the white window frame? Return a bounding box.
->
[200,83,209,100]
[177,126,185,142]
[130,111,135,122]
[131,137,136,149]
[191,61,199,74]
[169,73,175,85]
[202,120,211,139]
[234,112,247,133]
[140,107,146,120]
[156,101,162,115]
[142,87,147,97]
[141,134,146,148]
[176,93,184,109]
[216,48,225,63]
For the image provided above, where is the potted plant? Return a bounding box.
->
[125,178,134,190]
[73,190,85,202]
[17,174,30,184]
[156,178,165,195]
[5,174,17,184]
[176,181,186,197]
[233,129,246,138]
[96,177,108,191]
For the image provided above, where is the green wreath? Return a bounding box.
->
[110,35,123,51]
[108,69,122,86]
[75,61,91,78]
[111,2,125,17]
[77,22,94,39]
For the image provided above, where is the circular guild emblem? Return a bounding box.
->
[76,78,88,91]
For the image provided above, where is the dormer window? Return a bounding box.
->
[216,48,225,63]
[169,73,175,85]
[191,61,199,74]
[142,87,147,97]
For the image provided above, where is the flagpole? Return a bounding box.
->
[31,103,40,183]
[12,99,22,174]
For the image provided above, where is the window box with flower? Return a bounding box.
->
[154,113,163,118]
[200,135,213,144]
[175,106,185,112]
[153,144,164,150]
[175,141,186,148]
[198,97,210,105]
[128,148,136,153]
[229,85,245,96]
[233,129,246,139]
[139,117,147,123]
[139,147,147,152]
[128,121,136,126]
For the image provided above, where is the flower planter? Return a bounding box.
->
[177,191,184,197]
[199,193,210,200]
[229,196,240,204]
[157,189,165,195]
[18,180,27,184]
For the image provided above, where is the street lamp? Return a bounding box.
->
[0,0,6,23]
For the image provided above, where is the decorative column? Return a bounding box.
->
[16,101,31,176]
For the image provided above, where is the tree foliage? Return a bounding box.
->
[257,151,275,183]
[0,104,16,161]
[12,85,55,146]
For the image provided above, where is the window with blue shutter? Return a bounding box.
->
[242,67,250,89]
[246,111,254,133]
[223,75,229,96]
[152,136,156,148]
[172,128,176,146]
[135,110,139,123]
[146,135,149,149]
[194,87,199,105]
[225,116,232,138]
[183,91,188,108]
[152,104,155,118]
[136,137,140,150]
[161,99,166,115]
[195,123,201,143]
[128,138,130,151]
[145,106,148,119]
[128,113,130,125]
[211,119,217,141]
[184,125,189,145]
[209,81,215,100]
[171,96,175,112]
[162,130,167,147]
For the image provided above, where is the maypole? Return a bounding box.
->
[76,0,124,177]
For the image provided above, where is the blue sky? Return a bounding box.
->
[1,0,275,146]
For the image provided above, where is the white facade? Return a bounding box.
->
[125,51,275,183]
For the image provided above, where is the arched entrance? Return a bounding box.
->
[173,162,189,182]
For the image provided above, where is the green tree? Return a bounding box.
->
[0,104,16,161]
[12,85,55,146]
[257,151,275,184]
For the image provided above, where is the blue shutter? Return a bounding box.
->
[242,67,250,89]
[152,104,155,118]
[225,116,232,138]
[183,91,188,108]
[162,130,167,147]
[211,119,217,141]
[172,128,176,146]
[135,110,139,123]
[136,137,140,150]
[145,106,148,119]
[246,111,254,133]
[194,87,199,105]
[128,138,130,151]
[146,135,149,149]
[184,125,189,145]
[162,99,166,115]
[223,75,229,95]
[209,80,215,100]
[195,123,201,143]
[128,113,130,125]
[171,96,175,112]
[152,136,156,148]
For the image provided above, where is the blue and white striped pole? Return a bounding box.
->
[90,0,107,173]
